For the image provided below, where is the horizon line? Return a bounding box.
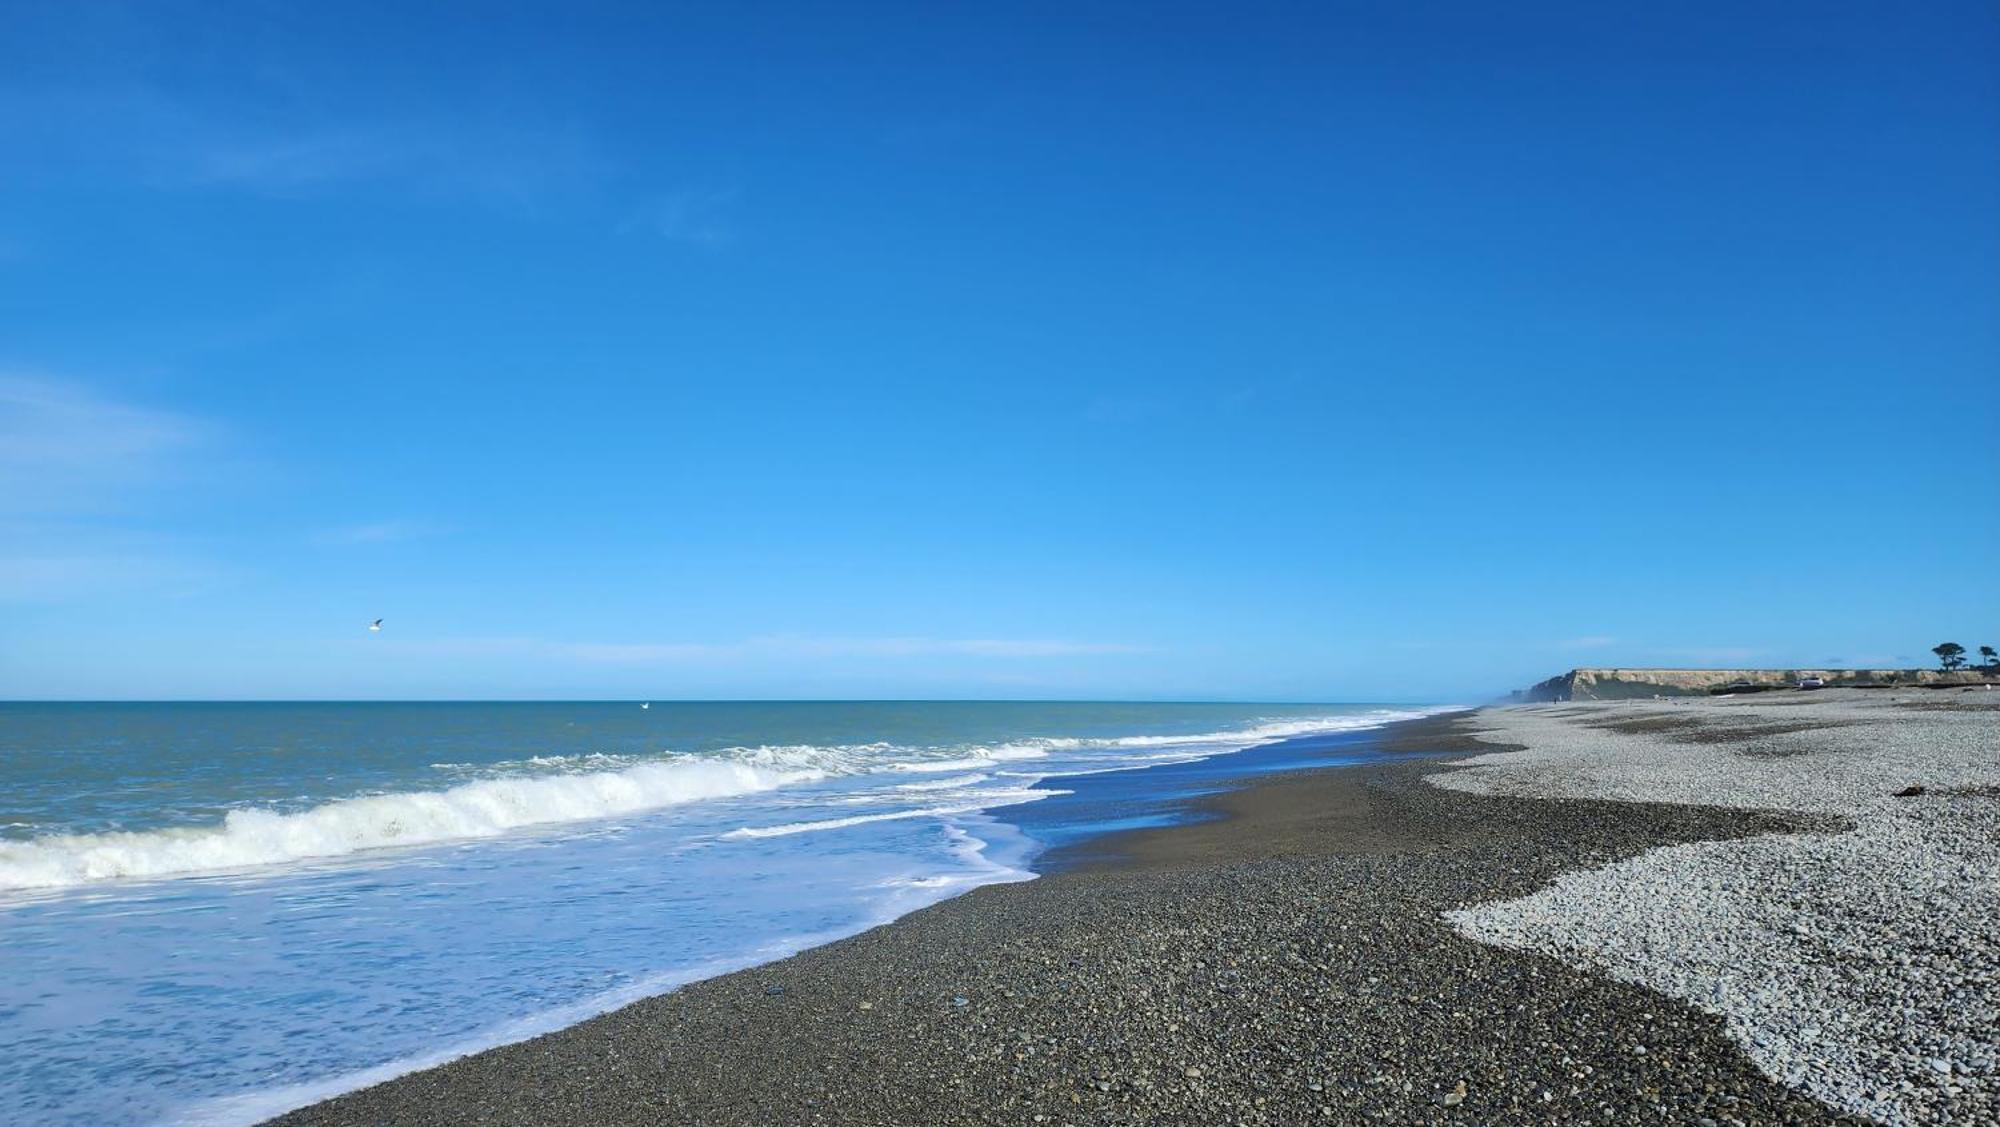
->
[0,696,1458,706]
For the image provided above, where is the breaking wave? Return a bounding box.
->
[0,711,1432,893]
[0,757,825,892]
[721,790,1055,839]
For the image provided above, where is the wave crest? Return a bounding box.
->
[2,710,1441,893]
[0,757,822,892]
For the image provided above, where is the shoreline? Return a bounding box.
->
[191,711,1426,1125]
[271,711,1855,1125]
[210,712,1423,1124]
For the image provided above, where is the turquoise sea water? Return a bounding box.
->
[0,701,1435,1124]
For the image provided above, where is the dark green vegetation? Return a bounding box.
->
[1933,642,2000,673]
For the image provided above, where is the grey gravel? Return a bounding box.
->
[270,714,1855,1126]
[1439,689,2000,1126]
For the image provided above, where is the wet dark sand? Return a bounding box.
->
[271,713,1850,1125]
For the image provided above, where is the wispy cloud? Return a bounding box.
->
[1654,646,1765,664]
[1395,635,1618,653]
[311,520,449,546]
[0,374,209,512]
[622,189,736,245]
[0,540,224,603]
[928,638,1141,658]
[181,119,604,206]
[361,636,541,658]
[191,130,415,190]
[0,376,235,601]
[547,636,1148,663]
[361,635,1146,663]
[551,641,716,662]
[4,85,602,209]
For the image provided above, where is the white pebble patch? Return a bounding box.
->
[1437,690,2000,1126]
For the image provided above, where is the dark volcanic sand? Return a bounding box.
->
[271,714,1852,1125]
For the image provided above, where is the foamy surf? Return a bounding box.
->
[1,702,1445,1126]
[894,772,991,791]
[0,757,824,891]
[720,789,1058,839]
[0,711,1433,894]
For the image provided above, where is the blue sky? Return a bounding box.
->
[3,1,1996,701]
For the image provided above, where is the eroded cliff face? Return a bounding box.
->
[1520,667,1990,702]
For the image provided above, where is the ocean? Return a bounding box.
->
[0,701,1437,1124]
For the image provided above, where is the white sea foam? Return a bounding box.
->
[984,742,1055,760]
[523,752,635,769]
[893,773,990,791]
[0,757,827,892]
[879,874,960,889]
[1,711,1438,894]
[5,706,1456,1127]
[884,756,1000,773]
[720,790,1056,839]
[169,813,1042,1127]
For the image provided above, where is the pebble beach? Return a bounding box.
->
[272,692,1995,1125]
[1443,690,1999,1125]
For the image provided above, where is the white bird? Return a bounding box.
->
[369,619,383,632]
[640,702,651,710]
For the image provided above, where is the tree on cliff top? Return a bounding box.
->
[1982,645,1998,670]
[1933,642,1966,671]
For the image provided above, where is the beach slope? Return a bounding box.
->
[1442,690,1999,1125]
[272,709,1900,1125]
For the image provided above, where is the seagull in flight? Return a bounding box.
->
[640,702,651,710]
[369,619,383,632]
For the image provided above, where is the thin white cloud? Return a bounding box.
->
[1556,634,1618,650]
[623,189,735,245]
[547,636,1147,663]
[192,130,407,190]
[0,377,231,600]
[0,375,208,512]
[552,641,718,662]
[4,85,602,208]
[0,525,229,603]
[362,636,543,658]
[927,639,1143,658]
[311,520,448,546]
[1654,646,1765,664]
[0,554,203,603]
[183,119,603,206]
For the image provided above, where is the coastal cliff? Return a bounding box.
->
[1519,667,1991,702]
